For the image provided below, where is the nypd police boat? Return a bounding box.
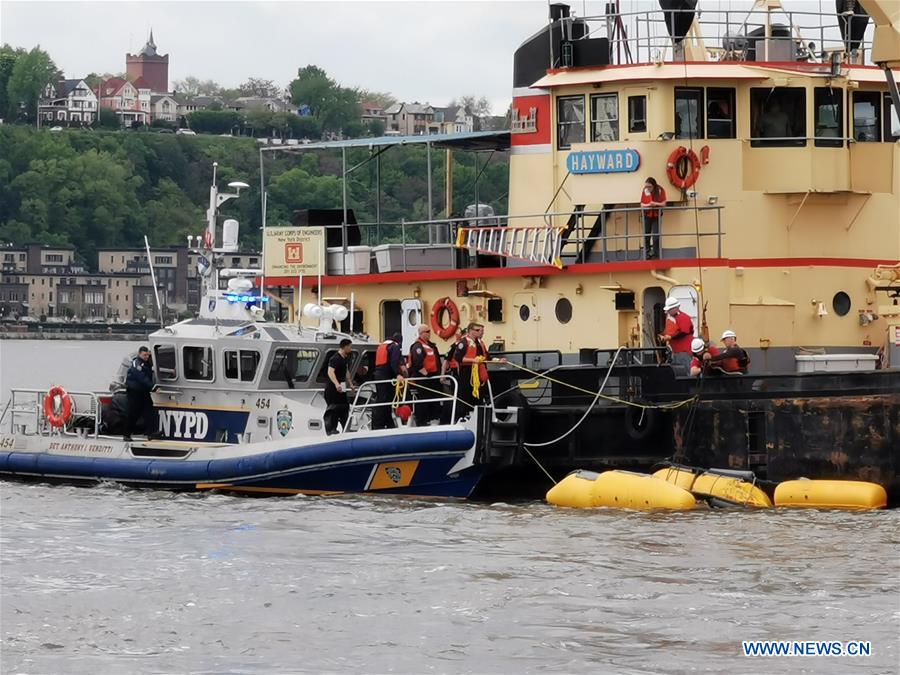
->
[0,170,488,498]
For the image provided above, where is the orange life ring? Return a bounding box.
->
[43,385,73,428]
[666,146,701,190]
[430,297,460,340]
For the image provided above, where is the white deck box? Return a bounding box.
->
[327,246,371,275]
[372,244,454,273]
[795,354,879,373]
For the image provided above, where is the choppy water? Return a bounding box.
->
[2,483,898,674]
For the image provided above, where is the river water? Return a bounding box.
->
[2,341,899,673]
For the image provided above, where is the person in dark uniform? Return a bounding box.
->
[324,339,355,435]
[439,327,465,424]
[408,324,442,426]
[372,332,407,430]
[124,346,159,441]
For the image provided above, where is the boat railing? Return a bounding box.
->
[1,388,106,437]
[346,375,470,431]
[323,203,724,271]
[569,7,874,67]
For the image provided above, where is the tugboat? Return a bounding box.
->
[0,169,492,498]
[252,0,900,502]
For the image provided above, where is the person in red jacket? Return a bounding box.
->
[659,297,694,374]
[707,329,751,373]
[641,177,667,259]
[689,338,721,377]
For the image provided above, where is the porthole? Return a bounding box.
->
[519,304,531,321]
[555,297,573,324]
[832,292,851,317]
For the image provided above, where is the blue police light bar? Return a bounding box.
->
[224,294,270,304]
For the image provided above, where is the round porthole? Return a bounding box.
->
[555,298,573,324]
[407,311,419,326]
[519,304,530,321]
[832,292,851,317]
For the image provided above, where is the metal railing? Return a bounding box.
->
[320,203,725,273]
[567,7,875,67]
[1,388,105,437]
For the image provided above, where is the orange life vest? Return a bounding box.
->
[409,338,439,375]
[375,340,395,367]
[463,337,489,383]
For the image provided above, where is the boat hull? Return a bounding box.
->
[0,428,482,498]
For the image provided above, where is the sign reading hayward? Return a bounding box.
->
[263,226,325,277]
[567,149,641,174]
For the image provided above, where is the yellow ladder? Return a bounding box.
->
[455,226,566,269]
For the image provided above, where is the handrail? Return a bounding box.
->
[2,388,104,437]
[346,375,463,432]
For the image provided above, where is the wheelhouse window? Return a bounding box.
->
[884,93,900,142]
[852,92,881,142]
[590,93,619,141]
[267,348,319,386]
[750,87,806,147]
[675,88,703,139]
[154,344,177,381]
[706,88,736,139]
[628,95,646,133]
[814,87,843,147]
[557,95,585,149]
[224,350,261,382]
[183,346,214,381]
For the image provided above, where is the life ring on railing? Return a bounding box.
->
[43,385,73,428]
[666,146,701,190]
[430,297,460,340]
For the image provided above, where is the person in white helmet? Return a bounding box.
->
[707,329,751,373]
[659,297,694,373]
[689,337,720,377]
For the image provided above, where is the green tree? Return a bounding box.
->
[288,65,361,135]
[238,77,282,98]
[97,108,119,129]
[186,109,240,135]
[0,45,25,120]
[241,108,275,137]
[6,46,58,122]
[173,76,221,97]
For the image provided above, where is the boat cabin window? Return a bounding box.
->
[853,92,881,142]
[224,349,261,382]
[557,95,585,149]
[706,88,736,139]
[590,93,619,141]
[675,87,703,139]
[154,344,177,381]
[183,346,214,381]
[814,87,843,147]
[627,95,646,133]
[750,87,806,147]
[267,348,318,387]
[884,93,900,142]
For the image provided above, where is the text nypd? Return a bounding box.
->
[159,410,209,439]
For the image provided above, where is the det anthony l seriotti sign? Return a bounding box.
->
[264,226,324,276]
[567,148,641,174]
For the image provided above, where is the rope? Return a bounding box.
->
[502,359,696,411]
[391,378,407,409]
[523,446,557,485]
[470,357,484,400]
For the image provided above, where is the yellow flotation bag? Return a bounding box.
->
[547,470,696,511]
[774,479,887,510]
[653,466,773,508]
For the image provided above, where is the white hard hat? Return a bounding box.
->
[691,337,706,354]
[721,329,736,340]
[663,297,680,311]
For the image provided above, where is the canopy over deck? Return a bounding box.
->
[259,130,510,155]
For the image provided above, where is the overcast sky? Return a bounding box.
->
[1,0,559,113]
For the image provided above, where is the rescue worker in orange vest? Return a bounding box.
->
[707,329,751,374]
[450,322,506,415]
[659,297,694,374]
[689,337,721,377]
[408,323,442,426]
[372,332,407,430]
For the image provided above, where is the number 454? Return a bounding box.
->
[255,398,271,409]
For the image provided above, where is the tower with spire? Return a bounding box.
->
[126,29,169,93]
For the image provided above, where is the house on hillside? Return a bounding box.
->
[228,96,292,114]
[38,79,98,126]
[98,77,150,127]
[383,102,440,135]
[150,94,178,123]
[434,105,474,134]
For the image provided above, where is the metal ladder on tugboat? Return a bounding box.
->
[455,225,567,269]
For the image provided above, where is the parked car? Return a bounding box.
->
[176,128,196,136]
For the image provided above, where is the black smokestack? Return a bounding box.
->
[836,0,869,53]
[659,0,698,45]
